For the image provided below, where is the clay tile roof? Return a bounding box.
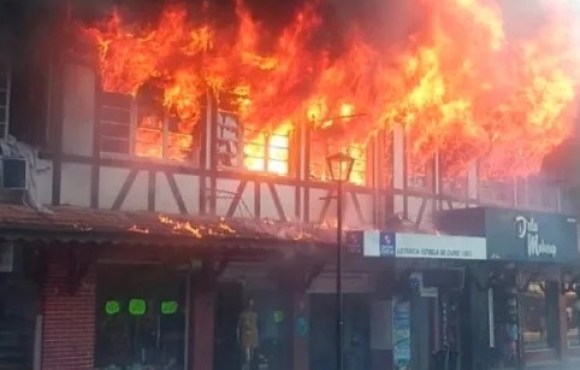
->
[0,204,335,248]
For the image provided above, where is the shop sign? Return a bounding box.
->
[394,233,486,260]
[514,215,557,258]
[356,231,487,260]
[486,208,577,262]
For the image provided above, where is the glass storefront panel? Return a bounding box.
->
[95,265,186,370]
[521,283,549,350]
[213,281,293,370]
[566,292,580,348]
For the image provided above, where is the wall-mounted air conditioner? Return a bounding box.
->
[0,157,26,189]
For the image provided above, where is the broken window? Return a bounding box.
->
[309,135,368,185]
[98,91,199,162]
[216,95,291,176]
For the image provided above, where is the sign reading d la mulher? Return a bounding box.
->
[486,208,578,263]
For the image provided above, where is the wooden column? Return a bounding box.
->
[559,284,569,361]
[191,288,216,370]
[292,290,309,370]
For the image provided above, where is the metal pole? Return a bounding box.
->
[336,179,344,370]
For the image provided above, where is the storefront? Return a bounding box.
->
[347,230,488,370]
[436,207,580,369]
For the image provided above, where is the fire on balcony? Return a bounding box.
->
[81,0,580,182]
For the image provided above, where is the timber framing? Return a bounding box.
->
[42,59,554,232]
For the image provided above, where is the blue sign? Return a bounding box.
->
[345,231,364,255]
[379,232,396,257]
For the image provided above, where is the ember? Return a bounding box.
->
[158,215,237,238]
[83,0,580,180]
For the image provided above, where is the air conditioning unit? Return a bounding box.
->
[0,157,26,189]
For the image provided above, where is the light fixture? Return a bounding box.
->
[326,152,355,183]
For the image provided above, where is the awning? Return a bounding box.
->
[0,204,335,249]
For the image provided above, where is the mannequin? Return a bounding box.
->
[238,299,259,369]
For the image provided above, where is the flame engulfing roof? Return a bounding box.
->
[81,0,580,179]
[0,204,336,247]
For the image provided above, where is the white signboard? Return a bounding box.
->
[395,233,487,260]
[361,230,487,260]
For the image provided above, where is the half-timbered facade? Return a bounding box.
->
[0,2,579,370]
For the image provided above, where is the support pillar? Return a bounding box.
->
[191,289,216,370]
[292,291,309,370]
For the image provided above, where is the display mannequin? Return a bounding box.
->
[238,299,259,370]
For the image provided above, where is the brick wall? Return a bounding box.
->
[41,250,95,370]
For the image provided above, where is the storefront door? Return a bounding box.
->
[310,294,371,370]
[214,282,293,370]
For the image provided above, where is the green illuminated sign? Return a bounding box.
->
[161,300,179,315]
[105,300,120,315]
[273,310,285,323]
[129,299,147,316]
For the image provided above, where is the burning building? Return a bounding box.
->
[0,0,579,369]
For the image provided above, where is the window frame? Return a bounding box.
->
[520,281,560,352]
[214,106,294,177]
[308,133,370,186]
[98,90,201,165]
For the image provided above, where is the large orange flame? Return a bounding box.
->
[82,0,580,181]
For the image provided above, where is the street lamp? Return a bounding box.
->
[326,152,355,370]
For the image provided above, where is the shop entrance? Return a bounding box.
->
[213,282,293,370]
[310,294,371,370]
[0,247,40,370]
[405,269,467,370]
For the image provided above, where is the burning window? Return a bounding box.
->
[310,139,368,185]
[406,136,428,189]
[216,116,291,176]
[0,57,9,139]
[98,91,198,162]
[216,95,291,176]
[243,127,290,176]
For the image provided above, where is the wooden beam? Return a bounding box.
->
[147,170,156,212]
[111,169,138,210]
[268,183,287,221]
[254,181,261,219]
[226,180,247,218]
[317,189,334,223]
[166,172,188,214]
[350,191,365,225]
[91,78,102,209]
[415,197,428,228]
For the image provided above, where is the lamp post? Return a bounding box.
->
[326,152,355,370]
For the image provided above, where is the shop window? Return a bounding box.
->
[521,282,559,351]
[0,56,10,139]
[566,292,580,347]
[98,91,200,162]
[95,266,186,370]
[214,284,293,370]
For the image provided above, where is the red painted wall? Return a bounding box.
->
[41,250,95,370]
